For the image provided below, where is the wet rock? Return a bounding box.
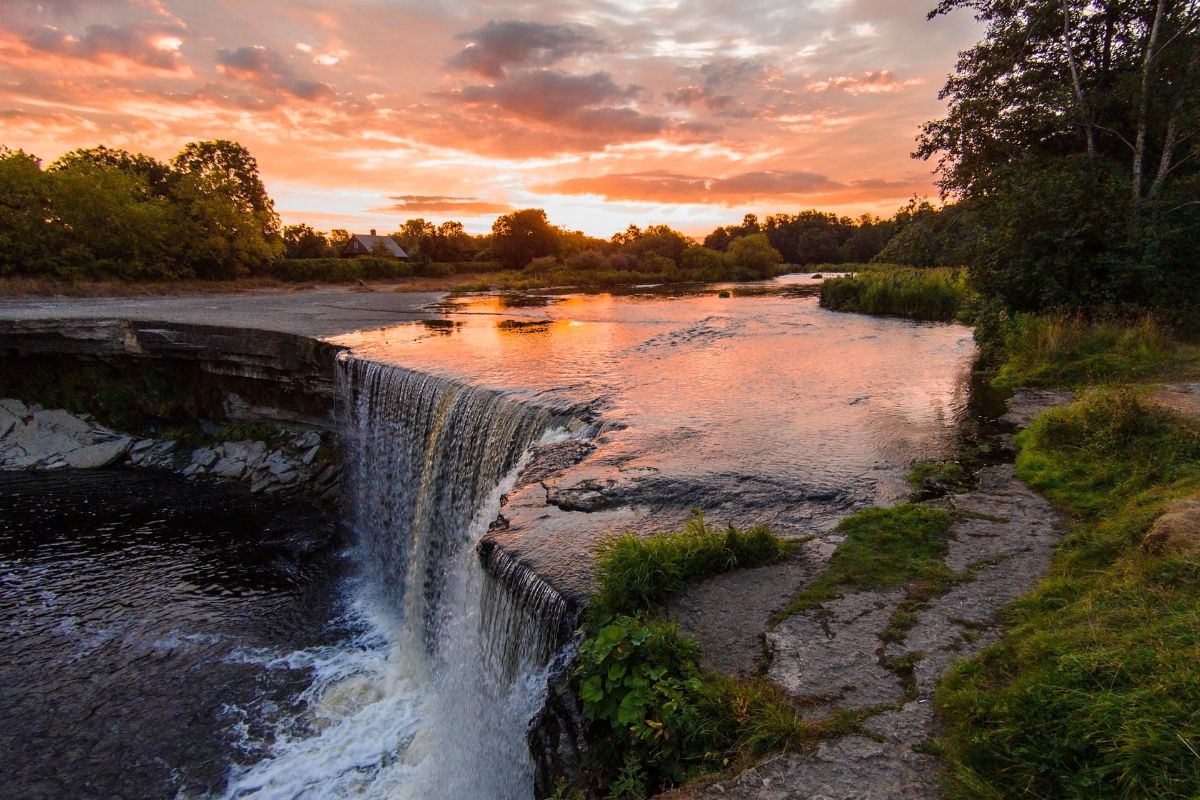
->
[10,424,83,460]
[294,430,321,450]
[131,439,156,453]
[302,444,321,465]
[181,464,204,477]
[266,451,292,476]
[64,437,132,469]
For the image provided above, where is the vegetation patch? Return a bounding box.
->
[592,511,793,615]
[937,389,1200,800]
[571,512,855,799]
[908,460,968,494]
[819,268,978,322]
[777,504,954,620]
[991,312,1196,388]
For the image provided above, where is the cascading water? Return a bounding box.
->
[219,356,580,800]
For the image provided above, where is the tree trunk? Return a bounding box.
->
[1132,0,1167,239]
[1063,0,1096,155]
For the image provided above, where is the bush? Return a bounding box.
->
[592,511,792,616]
[263,257,413,283]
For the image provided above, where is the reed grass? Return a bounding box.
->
[819,267,977,321]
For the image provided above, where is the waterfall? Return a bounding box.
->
[219,356,581,800]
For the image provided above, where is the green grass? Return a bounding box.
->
[937,388,1200,799]
[908,460,967,492]
[591,511,793,616]
[819,267,978,322]
[993,312,1195,388]
[777,504,954,619]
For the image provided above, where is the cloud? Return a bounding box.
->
[379,194,512,215]
[215,44,333,101]
[21,20,186,71]
[451,69,667,138]
[534,170,920,205]
[808,69,921,95]
[447,20,605,77]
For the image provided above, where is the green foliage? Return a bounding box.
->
[704,211,897,266]
[938,389,1200,800]
[491,208,562,268]
[780,504,954,618]
[592,511,792,617]
[819,267,978,321]
[993,313,1191,388]
[724,233,782,278]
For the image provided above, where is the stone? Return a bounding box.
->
[266,451,292,476]
[64,437,131,469]
[242,441,268,470]
[0,399,29,419]
[9,424,83,460]
[191,447,218,467]
[767,589,907,713]
[0,407,16,439]
[181,464,204,477]
[33,409,91,437]
[1142,497,1200,557]
[211,457,246,480]
[275,469,298,485]
[294,430,321,450]
[302,444,322,465]
[250,474,275,493]
[131,439,156,453]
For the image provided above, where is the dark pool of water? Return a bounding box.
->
[0,469,350,800]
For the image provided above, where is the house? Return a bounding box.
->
[339,229,408,259]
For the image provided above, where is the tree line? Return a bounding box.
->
[0,141,281,279]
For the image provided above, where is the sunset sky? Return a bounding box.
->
[0,0,981,238]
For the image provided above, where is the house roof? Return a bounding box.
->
[346,234,408,258]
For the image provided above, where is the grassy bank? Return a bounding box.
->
[567,513,857,799]
[819,267,977,321]
[991,312,1198,387]
[937,389,1200,799]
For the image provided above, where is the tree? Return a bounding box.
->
[171,140,280,235]
[169,141,283,276]
[918,0,1200,317]
[491,208,561,268]
[725,233,783,278]
[0,147,52,275]
[282,224,332,259]
[50,146,172,196]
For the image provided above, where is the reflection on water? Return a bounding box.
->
[0,470,349,800]
[333,288,976,541]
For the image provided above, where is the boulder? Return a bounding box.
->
[33,409,92,437]
[0,407,16,439]
[302,444,322,465]
[64,437,131,469]
[0,399,29,419]
[1142,497,1200,557]
[191,447,219,467]
[211,457,246,480]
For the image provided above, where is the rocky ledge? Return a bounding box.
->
[0,398,339,503]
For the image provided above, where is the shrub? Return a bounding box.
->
[592,511,792,616]
[819,267,978,322]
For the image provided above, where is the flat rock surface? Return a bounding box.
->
[675,388,1070,800]
[0,288,444,338]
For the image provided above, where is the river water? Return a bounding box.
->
[0,282,976,800]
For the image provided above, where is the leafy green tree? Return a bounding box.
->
[0,147,52,275]
[726,233,783,278]
[918,0,1200,318]
[491,208,561,268]
[282,224,332,259]
[50,146,172,196]
[171,140,280,234]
